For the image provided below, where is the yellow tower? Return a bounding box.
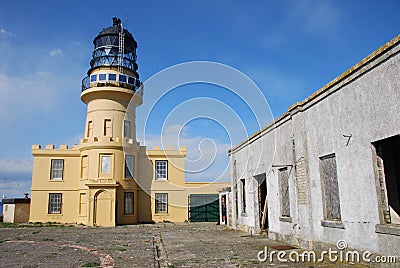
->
[29,18,229,227]
[79,17,143,226]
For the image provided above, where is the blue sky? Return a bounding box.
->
[0,0,399,198]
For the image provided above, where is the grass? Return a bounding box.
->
[118,248,126,252]
[42,238,53,241]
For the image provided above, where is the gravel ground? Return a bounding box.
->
[0,222,375,267]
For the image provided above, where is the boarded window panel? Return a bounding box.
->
[279,168,290,217]
[79,193,86,216]
[81,156,88,179]
[87,121,93,137]
[104,119,112,136]
[320,154,341,221]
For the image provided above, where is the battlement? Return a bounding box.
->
[31,144,80,156]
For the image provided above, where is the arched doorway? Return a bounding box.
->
[94,190,113,226]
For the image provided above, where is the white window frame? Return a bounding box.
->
[48,193,62,214]
[155,193,168,214]
[50,159,64,180]
[155,160,168,180]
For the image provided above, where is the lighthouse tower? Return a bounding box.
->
[29,18,228,227]
[79,17,142,226]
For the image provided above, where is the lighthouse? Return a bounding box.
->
[29,18,229,227]
[79,17,143,226]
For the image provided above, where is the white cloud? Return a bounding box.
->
[50,48,62,56]
[0,28,15,37]
[0,72,60,124]
[0,157,32,175]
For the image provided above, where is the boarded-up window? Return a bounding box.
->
[320,154,341,221]
[81,156,88,179]
[104,119,112,136]
[79,193,86,216]
[87,120,93,137]
[279,168,290,217]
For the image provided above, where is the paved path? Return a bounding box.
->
[0,223,373,267]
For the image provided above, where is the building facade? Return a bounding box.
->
[3,195,31,223]
[229,35,400,256]
[29,18,228,226]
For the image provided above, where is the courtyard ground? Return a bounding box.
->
[0,222,378,267]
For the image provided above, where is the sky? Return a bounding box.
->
[0,0,399,198]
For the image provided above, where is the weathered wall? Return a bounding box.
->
[230,35,400,256]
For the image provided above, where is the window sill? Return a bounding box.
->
[375,224,400,236]
[123,214,135,217]
[155,179,168,181]
[49,179,63,182]
[279,216,292,223]
[321,220,344,229]
[47,213,63,216]
[154,213,169,216]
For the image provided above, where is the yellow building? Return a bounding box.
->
[29,18,228,226]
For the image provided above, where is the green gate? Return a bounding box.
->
[188,194,219,222]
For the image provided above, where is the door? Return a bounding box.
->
[94,190,113,226]
[189,194,219,222]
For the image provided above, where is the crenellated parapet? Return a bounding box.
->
[32,144,80,156]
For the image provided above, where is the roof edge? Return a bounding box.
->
[229,34,400,155]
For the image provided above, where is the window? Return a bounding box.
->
[125,155,135,178]
[279,168,290,217]
[241,178,246,213]
[124,192,134,215]
[79,193,86,216]
[87,120,93,137]
[155,160,168,180]
[101,155,111,174]
[50,159,64,180]
[119,74,127,83]
[90,74,97,82]
[155,193,168,213]
[99,73,106,81]
[124,120,131,138]
[48,193,62,214]
[81,156,88,179]
[320,154,341,221]
[104,119,112,136]
[108,73,116,81]
[128,76,135,84]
